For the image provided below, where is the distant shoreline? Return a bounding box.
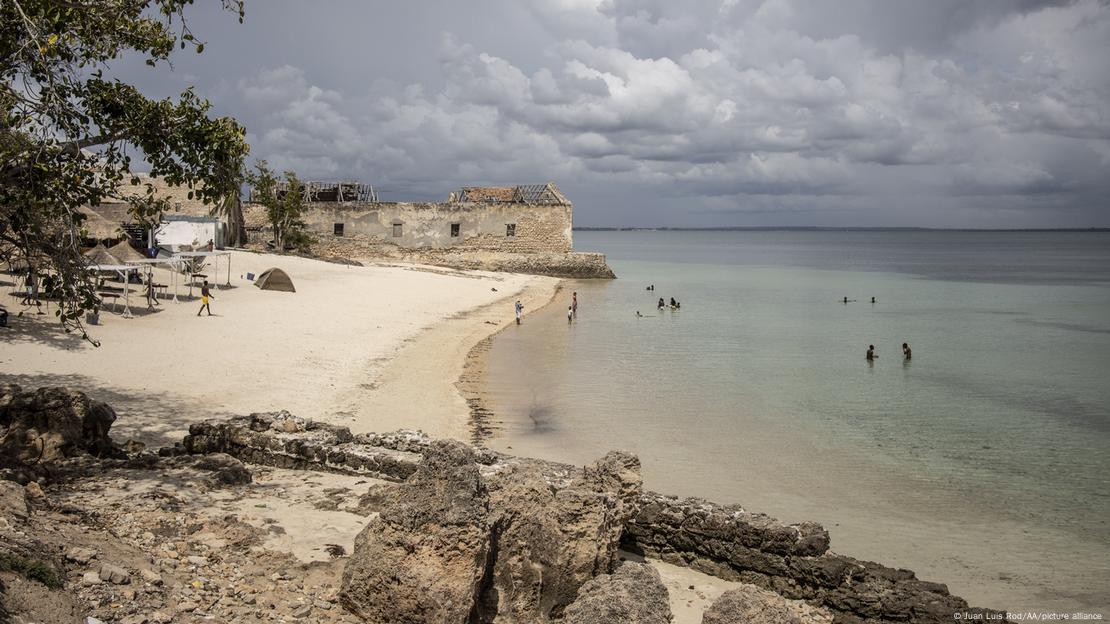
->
[574,226,1110,232]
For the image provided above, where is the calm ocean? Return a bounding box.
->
[480,230,1110,612]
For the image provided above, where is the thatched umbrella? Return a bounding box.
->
[83,243,122,266]
[107,239,147,262]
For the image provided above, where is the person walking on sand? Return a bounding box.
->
[902,342,912,359]
[572,291,578,315]
[866,344,877,361]
[515,300,523,324]
[145,273,161,310]
[197,280,214,316]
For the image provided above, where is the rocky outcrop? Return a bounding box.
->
[563,562,672,624]
[339,440,643,623]
[703,585,833,624]
[177,414,999,624]
[476,451,642,622]
[623,494,986,624]
[339,440,491,624]
[0,384,118,466]
[181,411,426,481]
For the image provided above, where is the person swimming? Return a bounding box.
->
[902,342,912,359]
[871,296,876,304]
[866,344,877,360]
[636,311,643,317]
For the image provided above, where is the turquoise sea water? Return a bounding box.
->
[481,230,1110,612]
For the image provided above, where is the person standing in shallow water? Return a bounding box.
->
[197,280,213,316]
[567,305,573,322]
[572,291,578,316]
[515,300,523,324]
[902,342,912,359]
[866,344,876,361]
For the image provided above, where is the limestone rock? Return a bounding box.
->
[477,450,643,622]
[339,440,490,624]
[703,585,832,624]
[192,453,253,486]
[563,562,672,624]
[0,479,29,520]
[0,385,118,463]
[65,547,98,565]
[98,563,131,585]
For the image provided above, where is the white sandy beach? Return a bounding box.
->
[0,251,558,446]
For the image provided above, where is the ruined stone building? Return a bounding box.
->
[246,182,573,254]
[242,181,612,277]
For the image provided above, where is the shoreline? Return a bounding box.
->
[341,267,561,440]
[457,280,568,444]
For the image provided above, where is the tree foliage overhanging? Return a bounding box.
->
[0,0,249,338]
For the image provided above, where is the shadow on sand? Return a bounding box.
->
[0,372,238,449]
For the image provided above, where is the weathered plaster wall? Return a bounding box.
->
[301,201,573,254]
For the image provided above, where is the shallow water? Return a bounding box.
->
[481,230,1110,612]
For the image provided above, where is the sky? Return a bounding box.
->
[113,0,1110,228]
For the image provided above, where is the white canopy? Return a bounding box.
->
[88,264,134,272]
[175,251,230,258]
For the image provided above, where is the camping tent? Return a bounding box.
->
[255,268,295,292]
[107,240,148,262]
[83,243,122,266]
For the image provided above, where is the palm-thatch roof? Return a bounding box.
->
[83,243,122,265]
[107,240,147,262]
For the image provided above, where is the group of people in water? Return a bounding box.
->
[866,342,912,362]
[635,285,681,316]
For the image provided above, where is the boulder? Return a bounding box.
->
[703,585,832,624]
[0,386,118,463]
[563,562,672,624]
[190,453,252,486]
[477,451,643,622]
[339,440,491,624]
[0,480,29,521]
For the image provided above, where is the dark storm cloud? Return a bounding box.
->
[111,0,1110,226]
